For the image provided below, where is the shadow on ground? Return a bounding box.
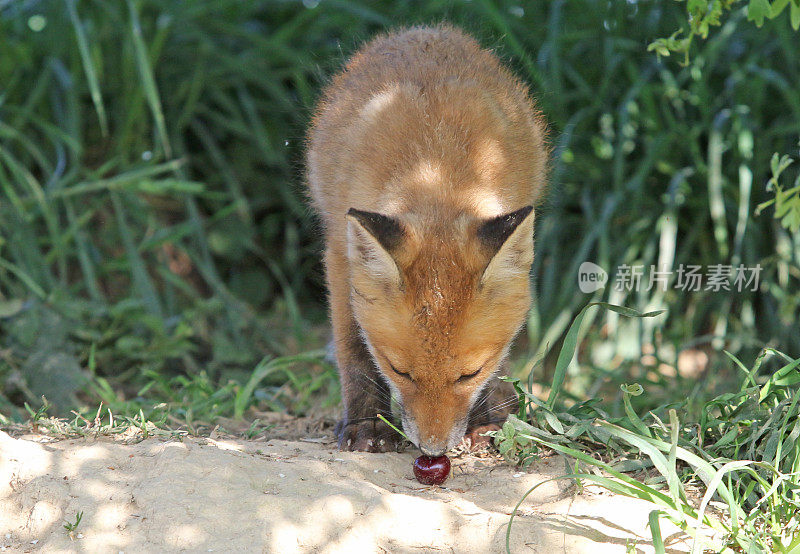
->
[0,431,689,552]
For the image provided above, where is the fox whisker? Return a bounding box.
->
[473,392,518,410]
[469,396,520,419]
[355,373,395,409]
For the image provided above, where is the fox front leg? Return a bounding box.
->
[333,324,406,453]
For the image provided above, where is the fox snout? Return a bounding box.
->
[401,405,470,456]
[420,443,447,457]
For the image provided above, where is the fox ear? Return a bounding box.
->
[478,206,534,286]
[346,208,403,285]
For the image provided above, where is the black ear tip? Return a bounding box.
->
[346,208,405,251]
[477,205,534,251]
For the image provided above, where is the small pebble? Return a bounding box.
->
[31,540,38,545]
[278,473,285,478]
[513,472,524,478]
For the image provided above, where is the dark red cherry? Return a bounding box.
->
[413,455,451,485]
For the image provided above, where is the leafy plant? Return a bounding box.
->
[649,0,800,63]
[63,511,83,539]
[756,147,800,233]
[23,397,50,422]
[496,305,800,552]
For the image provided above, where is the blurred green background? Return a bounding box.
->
[1,0,798,425]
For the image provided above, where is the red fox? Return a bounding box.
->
[306,25,547,455]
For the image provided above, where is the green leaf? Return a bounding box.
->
[771,0,792,18]
[782,209,800,232]
[791,1,800,30]
[647,40,672,57]
[748,0,772,26]
[543,410,565,434]
[687,0,708,14]
[760,356,800,401]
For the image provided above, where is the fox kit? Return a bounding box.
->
[306,25,547,455]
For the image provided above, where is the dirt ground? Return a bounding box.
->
[0,424,692,553]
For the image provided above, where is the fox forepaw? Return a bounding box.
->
[335,418,406,453]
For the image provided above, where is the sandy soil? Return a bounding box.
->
[0,428,691,553]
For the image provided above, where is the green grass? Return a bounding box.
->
[1,0,799,424]
[495,303,800,552]
[1,7,799,547]
[0,0,800,422]
[63,510,83,537]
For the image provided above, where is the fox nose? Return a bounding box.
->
[419,437,446,457]
[420,445,446,456]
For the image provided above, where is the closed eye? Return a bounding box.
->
[457,367,482,383]
[390,363,413,381]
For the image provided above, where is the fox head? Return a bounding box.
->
[346,205,534,455]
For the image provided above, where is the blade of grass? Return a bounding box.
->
[63,198,104,303]
[65,0,108,136]
[0,258,48,300]
[109,191,164,318]
[0,145,66,284]
[127,0,172,158]
[691,460,754,554]
[649,510,666,554]
[50,159,184,199]
[234,351,325,418]
[547,303,665,408]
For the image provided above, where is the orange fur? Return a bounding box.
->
[306,24,548,454]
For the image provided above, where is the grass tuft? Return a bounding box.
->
[497,305,800,552]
